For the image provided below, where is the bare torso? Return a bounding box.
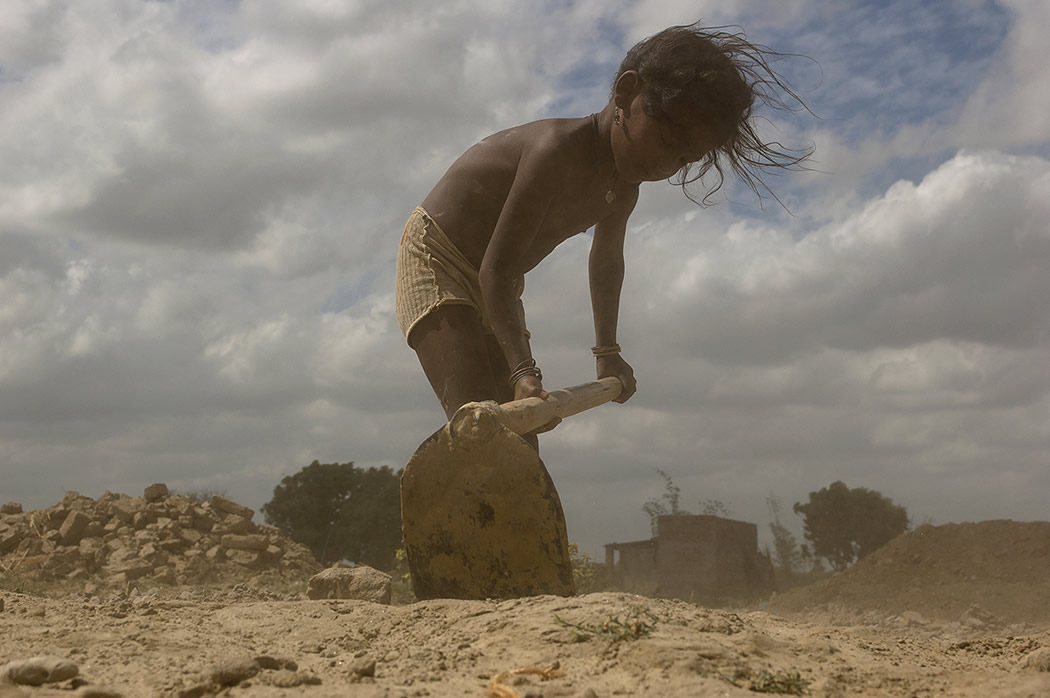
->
[420,117,637,272]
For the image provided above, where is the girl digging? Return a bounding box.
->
[396,22,811,444]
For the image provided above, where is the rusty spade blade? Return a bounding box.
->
[400,377,622,600]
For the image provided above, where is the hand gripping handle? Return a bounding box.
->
[494,377,623,436]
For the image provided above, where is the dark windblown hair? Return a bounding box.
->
[616,22,815,206]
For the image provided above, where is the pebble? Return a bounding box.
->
[2,655,79,686]
[73,687,125,698]
[270,670,304,688]
[206,656,260,686]
[254,654,298,671]
[349,657,377,678]
[170,682,213,698]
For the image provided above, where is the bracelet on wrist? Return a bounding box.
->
[591,343,621,358]
[508,358,543,387]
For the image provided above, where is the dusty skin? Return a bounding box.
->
[3,520,1050,697]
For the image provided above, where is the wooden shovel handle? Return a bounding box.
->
[494,377,623,435]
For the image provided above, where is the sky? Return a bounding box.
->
[2,0,1048,561]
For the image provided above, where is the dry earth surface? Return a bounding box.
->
[3,491,1049,697]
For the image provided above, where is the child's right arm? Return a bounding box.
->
[478,137,565,401]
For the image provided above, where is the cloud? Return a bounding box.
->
[951,0,1050,148]
[640,151,1050,363]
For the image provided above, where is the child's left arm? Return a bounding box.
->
[589,191,639,404]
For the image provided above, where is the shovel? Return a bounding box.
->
[401,377,622,600]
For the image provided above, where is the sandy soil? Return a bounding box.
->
[2,582,1049,697]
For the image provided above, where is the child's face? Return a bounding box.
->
[613,97,721,184]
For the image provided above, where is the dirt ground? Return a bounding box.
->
[2,583,1049,697]
[3,502,1050,697]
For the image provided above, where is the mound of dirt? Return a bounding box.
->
[0,487,321,591]
[770,520,1050,626]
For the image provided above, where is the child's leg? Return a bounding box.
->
[411,304,539,450]
[410,304,505,420]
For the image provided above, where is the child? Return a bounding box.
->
[396,23,810,441]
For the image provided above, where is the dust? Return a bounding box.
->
[770,520,1050,627]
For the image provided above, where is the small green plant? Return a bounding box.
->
[389,547,416,604]
[722,669,810,695]
[554,604,659,644]
[568,543,606,594]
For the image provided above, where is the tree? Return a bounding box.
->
[766,494,803,578]
[793,481,909,571]
[699,499,732,518]
[261,461,402,570]
[642,469,690,535]
[568,543,607,594]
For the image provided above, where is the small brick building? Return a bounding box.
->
[604,514,773,602]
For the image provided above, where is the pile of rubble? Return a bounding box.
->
[0,485,322,589]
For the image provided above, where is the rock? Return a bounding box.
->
[210,495,255,520]
[0,527,22,554]
[73,687,125,697]
[224,549,261,567]
[270,670,304,688]
[207,656,260,686]
[307,565,392,603]
[0,502,22,515]
[178,528,203,545]
[104,572,128,587]
[254,655,297,671]
[110,500,142,525]
[58,511,93,546]
[151,565,176,584]
[958,604,1003,629]
[132,511,154,530]
[170,681,213,698]
[221,534,268,551]
[349,657,377,678]
[215,514,255,535]
[143,483,169,502]
[1021,647,1050,672]
[2,655,79,686]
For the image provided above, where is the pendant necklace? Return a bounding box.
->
[591,113,616,204]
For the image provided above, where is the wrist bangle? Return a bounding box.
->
[508,358,543,387]
[591,344,621,357]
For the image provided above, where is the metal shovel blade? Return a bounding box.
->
[400,378,622,600]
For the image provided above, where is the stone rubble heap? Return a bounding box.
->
[0,485,321,588]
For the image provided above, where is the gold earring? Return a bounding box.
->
[613,107,621,125]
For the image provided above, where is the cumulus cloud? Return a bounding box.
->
[951,0,1050,147]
